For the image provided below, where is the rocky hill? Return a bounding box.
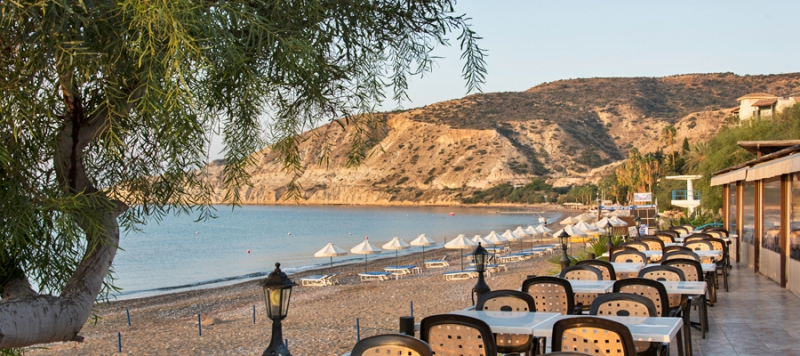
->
[205,72,800,205]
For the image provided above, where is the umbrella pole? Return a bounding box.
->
[422,245,425,268]
[395,250,399,266]
[460,250,464,270]
[330,256,333,270]
[364,254,368,273]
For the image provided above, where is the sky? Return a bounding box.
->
[209,0,800,160]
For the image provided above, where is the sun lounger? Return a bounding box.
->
[424,259,450,268]
[496,253,529,263]
[358,271,393,282]
[384,265,421,275]
[299,274,339,286]
[486,263,507,274]
[443,270,478,281]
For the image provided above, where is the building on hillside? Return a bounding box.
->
[736,92,799,120]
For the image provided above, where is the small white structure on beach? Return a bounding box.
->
[666,175,702,214]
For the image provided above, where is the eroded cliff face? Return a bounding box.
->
[202,73,800,205]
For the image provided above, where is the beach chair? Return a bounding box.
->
[424,255,450,268]
[443,270,478,281]
[384,265,420,276]
[300,273,339,286]
[359,271,393,282]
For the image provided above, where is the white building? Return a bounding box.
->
[736,92,799,120]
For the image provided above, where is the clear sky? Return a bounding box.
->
[209,0,800,159]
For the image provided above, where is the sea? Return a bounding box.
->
[112,205,560,300]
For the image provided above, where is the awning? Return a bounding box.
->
[710,167,747,186]
[746,153,800,181]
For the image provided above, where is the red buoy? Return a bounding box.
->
[247,249,251,254]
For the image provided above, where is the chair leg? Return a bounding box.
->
[723,266,729,292]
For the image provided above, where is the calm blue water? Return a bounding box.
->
[113,205,559,299]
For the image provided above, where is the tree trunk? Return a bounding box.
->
[0,81,129,348]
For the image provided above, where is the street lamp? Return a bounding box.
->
[471,242,491,303]
[605,224,613,253]
[634,216,642,238]
[261,263,297,356]
[558,230,571,270]
[654,215,660,230]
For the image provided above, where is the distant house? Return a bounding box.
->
[736,92,799,120]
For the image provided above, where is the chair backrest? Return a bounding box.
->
[655,230,679,239]
[706,238,727,257]
[610,250,647,264]
[621,241,649,252]
[521,276,575,315]
[637,266,685,309]
[560,265,603,281]
[590,293,657,317]
[670,226,689,235]
[576,260,617,280]
[653,232,675,243]
[663,250,700,262]
[704,230,724,239]
[476,290,536,312]
[613,278,671,317]
[637,237,664,251]
[679,224,694,231]
[662,245,691,254]
[551,317,637,356]
[609,245,635,259]
[420,314,497,356]
[684,240,713,251]
[705,227,729,237]
[351,334,433,356]
[661,258,703,282]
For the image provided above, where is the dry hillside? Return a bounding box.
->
[205,72,800,205]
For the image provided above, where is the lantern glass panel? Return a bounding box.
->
[281,287,292,317]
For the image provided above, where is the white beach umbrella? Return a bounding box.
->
[574,221,602,235]
[410,234,437,267]
[350,237,382,273]
[609,216,628,227]
[314,243,348,270]
[553,225,589,238]
[595,217,612,229]
[445,234,477,270]
[577,213,597,222]
[524,225,538,236]
[471,234,495,246]
[501,230,524,252]
[513,226,528,237]
[382,237,411,266]
[484,231,509,246]
[534,224,553,234]
[560,216,580,225]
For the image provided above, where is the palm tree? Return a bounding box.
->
[661,125,677,170]
[685,141,711,173]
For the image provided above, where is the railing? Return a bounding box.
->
[672,190,701,200]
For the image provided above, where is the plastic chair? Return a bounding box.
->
[663,250,700,262]
[662,258,708,338]
[419,314,497,356]
[576,259,617,280]
[662,245,691,254]
[653,232,675,243]
[655,230,679,239]
[610,250,647,264]
[560,265,603,313]
[608,245,635,260]
[707,237,729,292]
[551,317,637,356]
[350,334,432,356]
[476,290,536,354]
[621,241,649,252]
[521,276,575,315]
[589,293,664,355]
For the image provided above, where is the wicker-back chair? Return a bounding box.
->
[613,278,672,317]
[609,245,635,260]
[683,240,714,263]
[637,266,687,314]
[661,258,708,338]
[590,293,657,317]
[521,276,575,315]
[669,226,689,235]
[704,230,724,239]
[560,265,603,313]
[707,237,729,292]
[610,250,647,264]
[576,259,617,280]
[663,250,700,262]
[662,245,691,254]
[621,241,649,252]
[653,232,675,243]
[679,224,695,232]
[419,314,497,356]
[655,230,679,239]
[551,317,637,356]
[351,334,432,356]
[705,227,729,237]
[476,290,535,354]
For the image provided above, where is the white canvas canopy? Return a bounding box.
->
[608,216,628,226]
[577,213,597,222]
[595,217,612,229]
[314,243,348,269]
[513,226,528,237]
[484,231,509,245]
[524,225,538,236]
[445,234,478,270]
[560,216,580,225]
[471,235,495,246]
[350,238,382,272]
[501,230,524,252]
[410,234,437,266]
[534,224,553,234]
[574,221,602,235]
[382,237,410,265]
[553,225,588,237]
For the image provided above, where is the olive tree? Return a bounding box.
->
[0,0,485,349]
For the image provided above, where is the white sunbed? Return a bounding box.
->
[358,271,394,282]
[443,270,478,281]
[384,265,421,276]
[424,259,450,268]
[299,274,339,286]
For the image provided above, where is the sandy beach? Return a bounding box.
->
[26,209,578,355]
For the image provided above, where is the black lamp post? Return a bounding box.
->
[471,242,491,303]
[558,230,571,270]
[634,216,642,238]
[605,224,613,253]
[261,263,297,356]
[654,215,660,231]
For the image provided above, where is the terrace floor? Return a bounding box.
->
[690,263,800,356]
